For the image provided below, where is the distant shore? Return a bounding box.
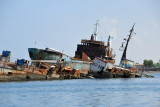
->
[144,71,160,73]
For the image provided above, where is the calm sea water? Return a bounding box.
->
[0,73,160,107]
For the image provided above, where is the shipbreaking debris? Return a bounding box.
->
[1,22,152,82]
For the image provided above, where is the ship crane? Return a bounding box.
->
[120,23,135,62]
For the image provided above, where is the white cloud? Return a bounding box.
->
[133,20,160,63]
[141,29,151,37]
[132,35,144,46]
[97,17,118,40]
[151,21,160,38]
[108,28,117,38]
[138,20,160,38]
[110,19,118,24]
[151,21,160,30]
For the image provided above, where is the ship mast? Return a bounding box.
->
[94,20,99,41]
[121,23,135,61]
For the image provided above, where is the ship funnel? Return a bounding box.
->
[107,35,113,49]
[90,34,94,41]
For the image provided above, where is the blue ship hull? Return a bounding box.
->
[28,48,91,73]
[28,48,62,60]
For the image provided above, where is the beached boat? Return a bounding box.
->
[89,24,136,78]
[89,57,114,78]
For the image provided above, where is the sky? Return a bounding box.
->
[0,0,160,64]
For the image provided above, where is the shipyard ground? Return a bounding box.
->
[0,73,60,82]
[0,72,156,82]
[0,72,90,82]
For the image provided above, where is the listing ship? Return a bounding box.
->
[89,24,136,78]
